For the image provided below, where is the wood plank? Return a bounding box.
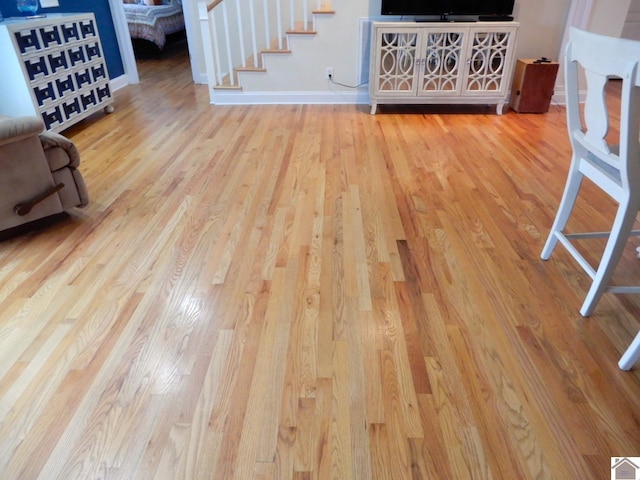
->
[0,46,639,479]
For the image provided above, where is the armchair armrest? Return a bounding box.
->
[40,131,81,167]
[0,116,45,147]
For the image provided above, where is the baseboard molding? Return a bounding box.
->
[194,72,208,85]
[210,89,576,109]
[117,74,581,110]
[549,87,587,107]
[118,78,578,109]
[111,72,205,91]
[110,74,129,92]
[552,85,566,106]
[211,90,370,105]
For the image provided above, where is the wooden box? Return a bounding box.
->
[509,59,559,113]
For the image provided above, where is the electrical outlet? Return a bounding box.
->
[325,67,333,80]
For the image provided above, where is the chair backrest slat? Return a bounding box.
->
[542,27,640,326]
[582,69,610,154]
[566,27,640,189]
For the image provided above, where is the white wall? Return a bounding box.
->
[622,0,640,40]
[512,0,573,61]
[589,0,631,36]
[190,0,627,95]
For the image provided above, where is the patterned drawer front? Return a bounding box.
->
[78,83,110,109]
[23,41,104,85]
[24,56,49,81]
[60,21,81,43]
[91,63,107,82]
[74,68,92,89]
[96,83,110,102]
[68,45,86,67]
[73,65,108,88]
[14,28,40,54]
[14,18,97,55]
[79,89,98,110]
[55,73,75,97]
[41,104,64,130]
[84,42,102,61]
[2,14,112,132]
[83,83,111,107]
[40,81,110,130]
[79,19,96,39]
[33,81,56,107]
[47,50,69,75]
[32,68,109,107]
[39,24,63,49]
[61,96,82,119]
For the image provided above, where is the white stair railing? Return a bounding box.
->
[249,0,259,66]
[198,0,331,102]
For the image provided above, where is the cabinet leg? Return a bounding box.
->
[105,104,115,114]
[497,102,504,115]
[370,103,377,115]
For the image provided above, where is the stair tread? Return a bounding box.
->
[286,29,316,35]
[287,20,315,34]
[214,84,243,90]
[236,66,267,72]
[261,49,292,54]
[208,6,335,92]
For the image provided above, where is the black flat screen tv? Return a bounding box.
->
[381,0,515,20]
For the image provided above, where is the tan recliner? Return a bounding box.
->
[0,115,89,232]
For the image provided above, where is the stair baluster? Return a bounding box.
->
[199,0,333,97]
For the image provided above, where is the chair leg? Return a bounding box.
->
[580,198,639,317]
[619,331,640,370]
[541,163,583,260]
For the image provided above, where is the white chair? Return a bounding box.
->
[619,333,640,370]
[540,28,640,369]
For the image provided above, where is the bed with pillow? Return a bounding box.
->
[122,0,185,50]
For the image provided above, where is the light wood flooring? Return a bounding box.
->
[2,44,640,479]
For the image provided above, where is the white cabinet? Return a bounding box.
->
[369,21,519,114]
[0,13,113,132]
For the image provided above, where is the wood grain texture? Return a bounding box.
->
[1,44,640,479]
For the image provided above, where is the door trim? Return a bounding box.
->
[106,0,201,86]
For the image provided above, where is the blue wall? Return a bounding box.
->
[0,0,125,78]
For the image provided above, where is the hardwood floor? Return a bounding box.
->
[1,47,640,479]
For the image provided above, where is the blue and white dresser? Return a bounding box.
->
[0,13,113,132]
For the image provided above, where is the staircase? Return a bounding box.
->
[197,0,338,104]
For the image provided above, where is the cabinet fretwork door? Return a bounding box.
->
[464,30,514,94]
[369,21,519,114]
[420,29,468,96]
[374,29,419,95]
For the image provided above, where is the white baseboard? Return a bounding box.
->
[110,72,207,90]
[552,86,566,106]
[210,89,576,109]
[549,87,587,107]
[194,72,208,85]
[210,90,370,105]
[110,74,129,92]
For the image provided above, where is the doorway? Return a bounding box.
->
[107,0,203,86]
